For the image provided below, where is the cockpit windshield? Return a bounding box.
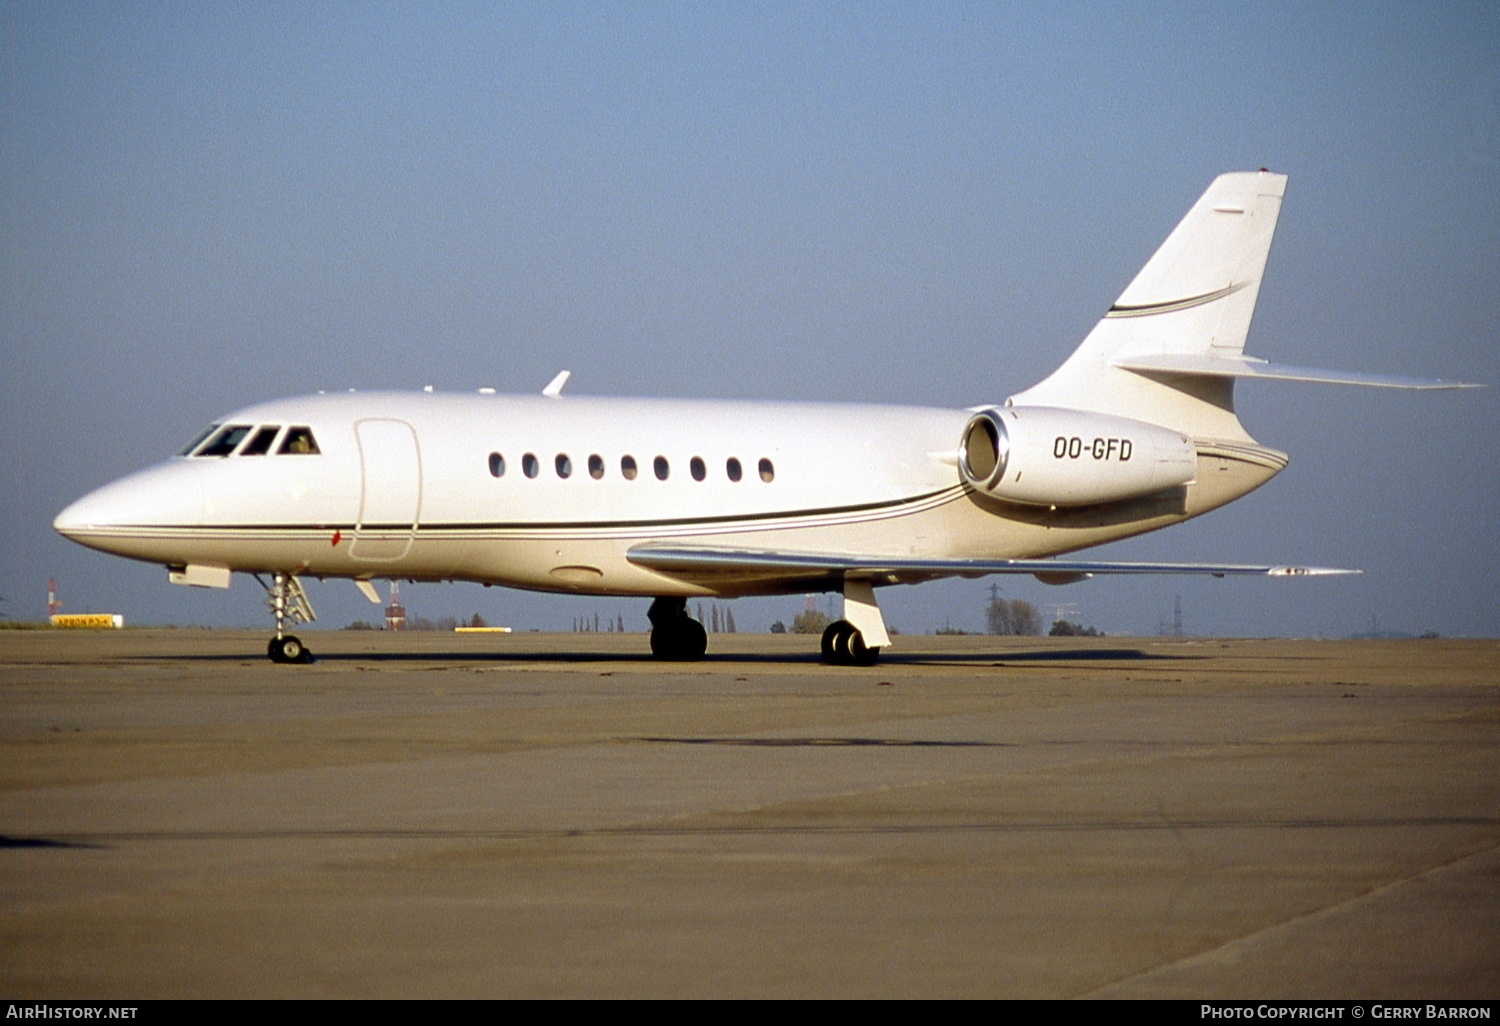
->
[195,424,253,458]
[239,425,281,456]
[278,426,320,455]
[178,425,219,456]
[184,422,320,457]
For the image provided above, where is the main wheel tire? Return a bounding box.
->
[821,621,843,662]
[845,629,880,666]
[649,625,672,658]
[651,618,708,661]
[680,617,707,659]
[821,620,855,665]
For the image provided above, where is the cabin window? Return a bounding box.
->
[588,454,605,479]
[556,454,572,479]
[726,457,742,482]
[239,426,281,456]
[621,455,638,480]
[654,456,669,481]
[489,452,505,478]
[197,424,253,458]
[279,426,320,455]
[690,456,706,482]
[179,425,219,456]
[522,453,539,478]
[758,458,775,483]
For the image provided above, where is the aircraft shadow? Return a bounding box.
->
[879,648,1203,664]
[136,646,1201,665]
[0,835,101,849]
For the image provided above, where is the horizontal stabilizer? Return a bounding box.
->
[627,544,1357,585]
[1113,353,1481,390]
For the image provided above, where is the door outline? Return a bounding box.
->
[351,418,421,562]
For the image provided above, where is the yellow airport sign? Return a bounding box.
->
[50,614,124,629]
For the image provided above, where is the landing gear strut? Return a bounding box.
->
[648,597,708,660]
[259,572,316,664]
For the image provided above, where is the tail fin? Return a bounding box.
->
[1009,171,1287,442]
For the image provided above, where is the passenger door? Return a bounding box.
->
[351,418,421,561]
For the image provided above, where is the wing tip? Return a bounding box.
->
[1267,566,1362,577]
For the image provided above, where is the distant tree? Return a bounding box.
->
[618,614,626,633]
[344,620,376,631]
[987,598,1043,636]
[1049,619,1103,637]
[725,607,737,633]
[792,610,831,634]
[469,613,487,628]
[985,600,1004,635]
[770,620,787,634]
[711,605,721,633]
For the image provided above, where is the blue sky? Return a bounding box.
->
[4,1,1497,637]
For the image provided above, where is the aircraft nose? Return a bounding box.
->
[53,496,92,539]
[53,487,128,538]
[54,462,205,550]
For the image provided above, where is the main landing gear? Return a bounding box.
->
[259,572,316,664]
[648,597,708,660]
[643,581,890,665]
[821,620,880,666]
[820,578,890,666]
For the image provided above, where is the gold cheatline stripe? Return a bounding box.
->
[65,486,969,542]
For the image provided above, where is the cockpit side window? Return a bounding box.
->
[278,426,320,455]
[196,424,253,458]
[239,425,281,456]
[179,424,219,457]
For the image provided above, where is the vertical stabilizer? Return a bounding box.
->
[1009,171,1287,441]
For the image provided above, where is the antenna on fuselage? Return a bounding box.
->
[542,370,571,398]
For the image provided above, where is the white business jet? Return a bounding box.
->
[54,172,1472,664]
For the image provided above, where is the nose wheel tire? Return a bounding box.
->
[268,635,312,664]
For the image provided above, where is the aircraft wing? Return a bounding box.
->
[626,544,1358,587]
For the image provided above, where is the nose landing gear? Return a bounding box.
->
[259,572,316,664]
[268,633,309,664]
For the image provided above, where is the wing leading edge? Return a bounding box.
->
[626,544,1358,587]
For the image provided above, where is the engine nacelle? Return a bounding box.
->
[960,405,1197,507]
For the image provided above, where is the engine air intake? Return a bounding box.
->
[959,406,1197,507]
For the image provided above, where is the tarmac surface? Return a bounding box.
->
[0,629,1496,999]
